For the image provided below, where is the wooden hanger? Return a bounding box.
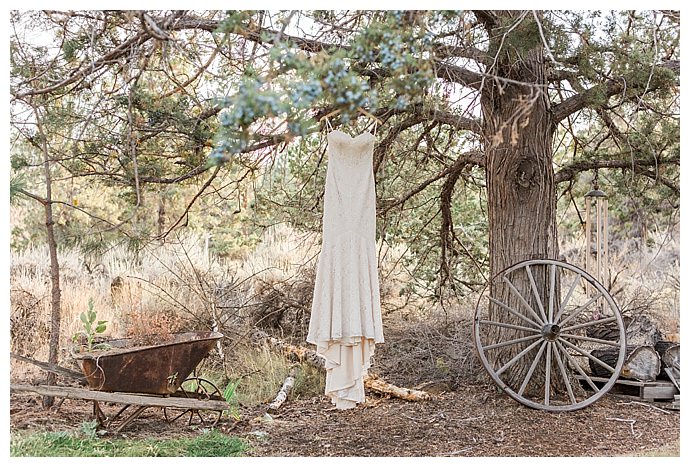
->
[319,108,341,122]
[356,107,383,126]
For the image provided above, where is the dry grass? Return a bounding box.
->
[8,226,331,403]
[560,225,680,339]
[10,222,680,405]
[220,343,325,406]
[10,234,238,369]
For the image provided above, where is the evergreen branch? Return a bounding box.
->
[552,60,680,123]
[554,155,680,184]
[176,15,487,92]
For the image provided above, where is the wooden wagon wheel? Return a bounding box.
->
[164,377,224,426]
[473,259,627,411]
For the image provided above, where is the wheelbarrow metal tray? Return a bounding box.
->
[74,331,222,395]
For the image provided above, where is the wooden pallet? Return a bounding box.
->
[577,376,680,401]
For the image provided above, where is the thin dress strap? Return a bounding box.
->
[372,119,378,137]
[324,117,333,132]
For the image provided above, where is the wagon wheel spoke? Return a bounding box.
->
[548,263,557,322]
[544,342,552,405]
[518,340,547,396]
[557,292,604,328]
[477,319,542,334]
[487,296,542,329]
[474,259,626,412]
[556,341,600,393]
[554,272,581,324]
[552,342,577,405]
[483,333,541,351]
[496,338,544,376]
[164,377,224,427]
[559,333,621,347]
[502,277,546,326]
[558,338,617,374]
[525,264,547,323]
[560,316,617,333]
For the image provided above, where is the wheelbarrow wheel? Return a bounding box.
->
[164,377,224,427]
[473,259,627,411]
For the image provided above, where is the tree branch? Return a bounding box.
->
[378,151,484,213]
[637,169,679,195]
[433,43,490,65]
[552,60,680,123]
[16,188,48,205]
[554,156,680,184]
[157,164,221,240]
[13,31,151,100]
[177,15,488,92]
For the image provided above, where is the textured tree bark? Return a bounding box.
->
[482,42,557,284]
[480,13,558,392]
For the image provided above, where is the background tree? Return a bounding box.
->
[10,10,257,404]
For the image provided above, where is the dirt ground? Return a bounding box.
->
[10,381,680,457]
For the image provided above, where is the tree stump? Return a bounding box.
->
[623,314,664,347]
[655,341,680,382]
[590,345,660,381]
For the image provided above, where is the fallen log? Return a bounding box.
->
[251,329,431,401]
[623,314,664,347]
[656,341,680,369]
[586,312,665,347]
[267,368,296,414]
[655,341,680,382]
[364,374,431,402]
[590,345,660,382]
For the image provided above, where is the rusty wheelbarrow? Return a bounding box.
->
[11,331,229,432]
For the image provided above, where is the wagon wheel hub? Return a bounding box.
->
[541,323,561,341]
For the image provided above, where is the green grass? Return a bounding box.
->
[10,429,249,457]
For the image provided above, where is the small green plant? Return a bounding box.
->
[79,420,100,439]
[223,379,242,421]
[72,298,108,351]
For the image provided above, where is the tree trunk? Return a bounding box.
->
[37,112,62,408]
[480,13,558,392]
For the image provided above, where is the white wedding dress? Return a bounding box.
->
[307,129,385,409]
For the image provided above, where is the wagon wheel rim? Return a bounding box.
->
[473,259,627,411]
[164,377,224,426]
